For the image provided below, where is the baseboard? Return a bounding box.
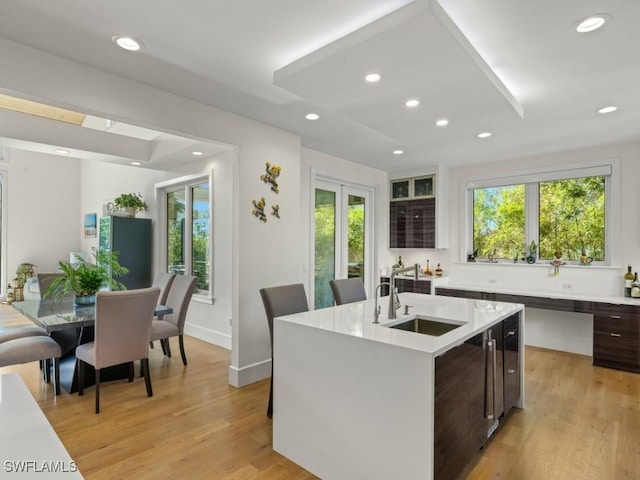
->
[228,358,271,388]
[183,322,231,350]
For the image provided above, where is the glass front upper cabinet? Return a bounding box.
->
[390,175,435,200]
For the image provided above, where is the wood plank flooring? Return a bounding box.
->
[1,305,639,479]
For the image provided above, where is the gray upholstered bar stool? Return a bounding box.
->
[259,283,309,418]
[329,277,367,305]
[0,326,48,343]
[0,335,62,395]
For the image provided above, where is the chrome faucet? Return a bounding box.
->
[373,282,391,323]
[387,264,420,321]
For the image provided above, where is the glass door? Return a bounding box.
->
[313,179,372,309]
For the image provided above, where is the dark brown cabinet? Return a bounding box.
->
[434,331,486,480]
[503,314,521,416]
[389,198,435,248]
[593,304,640,373]
[378,276,431,296]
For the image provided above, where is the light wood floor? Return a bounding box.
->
[1,305,639,479]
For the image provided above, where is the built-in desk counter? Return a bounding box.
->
[435,285,640,373]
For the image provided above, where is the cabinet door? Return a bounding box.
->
[593,305,640,371]
[503,314,520,415]
[434,331,485,480]
[389,201,408,248]
[407,198,435,248]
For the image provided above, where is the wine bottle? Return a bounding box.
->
[631,272,640,298]
[398,256,404,268]
[435,263,443,277]
[424,259,431,276]
[625,265,634,297]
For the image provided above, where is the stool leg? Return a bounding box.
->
[53,358,60,396]
[44,359,52,383]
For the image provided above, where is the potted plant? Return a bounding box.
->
[45,248,129,304]
[113,192,148,218]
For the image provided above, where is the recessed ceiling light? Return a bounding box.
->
[575,14,609,33]
[405,99,420,108]
[55,149,69,154]
[365,73,381,83]
[393,150,404,155]
[131,161,142,166]
[436,119,449,127]
[305,113,319,120]
[192,151,204,156]
[597,105,618,114]
[112,35,142,51]
[477,132,492,139]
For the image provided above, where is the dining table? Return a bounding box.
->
[12,298,172,394]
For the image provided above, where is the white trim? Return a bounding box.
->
[228,358,271,388]
[183,323,230,350]
[0,169,7,295]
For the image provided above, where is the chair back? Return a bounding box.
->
[329,277,367,305]
[93,287,160,369]
[163,275,198,332]
[259,284,309,347]
[152,272,176,306]
[37,273,65,299]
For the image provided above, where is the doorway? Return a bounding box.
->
[312,178,372,309]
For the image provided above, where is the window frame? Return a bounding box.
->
[155,172,214,303]
[463,160,620,267]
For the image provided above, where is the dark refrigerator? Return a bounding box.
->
[99,216,152,289]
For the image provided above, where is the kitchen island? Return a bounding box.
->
[273,292,524,480]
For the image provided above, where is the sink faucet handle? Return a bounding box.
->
[404,304,413,315]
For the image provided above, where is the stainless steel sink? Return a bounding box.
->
[387,316,462,336]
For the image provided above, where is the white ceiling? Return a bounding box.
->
[0,0,638,171]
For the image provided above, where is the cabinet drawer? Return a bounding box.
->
[594,315,639,336]
[593,331,639,368]
[594,303,640,320]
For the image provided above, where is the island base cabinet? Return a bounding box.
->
[503,314,521,416]
[434,331,486,480]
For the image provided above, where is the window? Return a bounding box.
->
[467,163,614,264]
[158,174,212,299]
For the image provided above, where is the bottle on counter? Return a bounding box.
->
[435,263,443,277]
[424,259,431,276]
[398,256,403,268]
[631,272,640,298]
[625,264,634,297]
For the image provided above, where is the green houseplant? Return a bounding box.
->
[113,192,148,217]
[45,248,129,304]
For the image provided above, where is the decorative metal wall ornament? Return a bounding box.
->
[252,197,267,222]
[260,162,281,193]
[271,204,280,219]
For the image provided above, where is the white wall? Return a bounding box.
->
[1,149,80,289]
[0,36,302,388]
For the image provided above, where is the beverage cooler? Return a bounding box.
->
[99,216,152,289]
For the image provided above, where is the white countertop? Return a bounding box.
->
[275,292,523,357]
[0,373,83,478]
[436,281,640,306]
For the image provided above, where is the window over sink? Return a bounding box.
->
[465,161,619,265]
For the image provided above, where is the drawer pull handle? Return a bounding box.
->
[506,330,516,336]
[610,333,621,337]
[507,369,516,374]
[610,315,621,319]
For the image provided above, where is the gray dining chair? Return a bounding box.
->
[37,273,80,357]
[76,287,160,413]
[329,277,367,305]
[152,272,177,306]
[0,326,48,343]
[36,272,65,300]
[149,272,176,349]
[259,283,309,417]
[149,275,198,365]
[0,335,62,395]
